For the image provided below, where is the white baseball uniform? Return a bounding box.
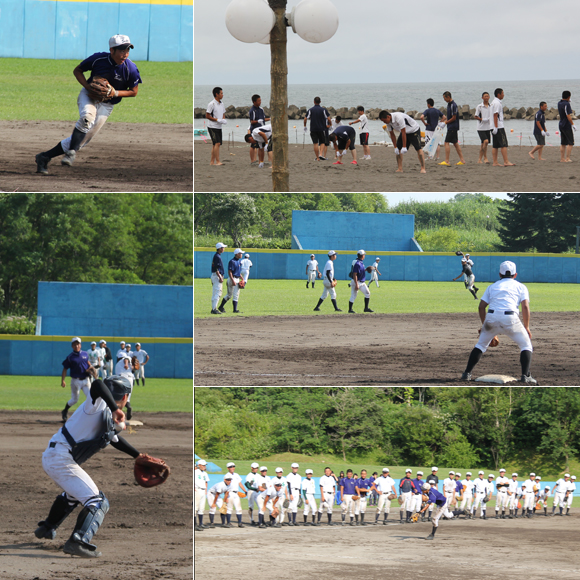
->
[374,475,396,515]
[521,478,537,510]
[239,258,253,282]
[195,468,210,515]
[286,472,302,514]
[260,486,284,517]
[460,479,474,511]
[553,478,569,507]
[319,475,336,514]
[321,259,337,300]
[301,477,317,516]
[508,479,519,509]
[495,476,510,511]
[270,475,288,522]
[207,481,231,514]
[132,348,148,380]
[226,472,243,515]
[566,480,576,508]
[370,261,381,287]
[306,259,319,284]
[471,477,488,515]
[245,471,262,513]
[97,346,108,379]
[443,477,456,506]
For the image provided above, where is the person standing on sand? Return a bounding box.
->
[558,90,575,163]
[529,101,549,161]
[421,98,445,160]
[378,110,426,174]
[304,97,330,161]
[439,91,466,166]
[474,92,492,164]
[490,88,515,167]
[206,87,226,166]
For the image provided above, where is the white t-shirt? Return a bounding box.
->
[330,118,342,132]
[133,349,148,364]
[374,475,396,493]
[462,479,475,497]
[490,97,504,129]
[226,472,243,492]
[195,468,210,490]
[481,277,530,312]
[251,123,272,146]
[209,481,231,496]
[387,112,420,135]
[319,475,336,493]
[357,114,369,134]
[307,259,318,272]
[554,478,570,493]
[508,479,519,494]
[206,98,226,129]
[522,479,536,495]
[87,348,101,367]
[473,477,487,494]
[475,103,492,131]
[323,259,334,282]
[240,258,253,272]
[301,478,316,495]
[286,472,302,490]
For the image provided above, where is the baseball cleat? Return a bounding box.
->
[348,310,355,314]
[63,539,101,558]
[334,308,342,312]
[61,150,76,166]
[195,524,204,531]
[520,374,538,385]
[461,372,472,381]
[313,307,321,311]
[35,153,50,175]
[34,522,56,540]
[425,534,434,540]
[237,523,244,528]
[210,309,221,315]
[61,409,68,423]
[364,308,374,313]
[218,307,225,313]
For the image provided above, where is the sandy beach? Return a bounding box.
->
[194,141,580,192]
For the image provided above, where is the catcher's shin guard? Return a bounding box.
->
[69,493,109,551]
[35,493,80,539]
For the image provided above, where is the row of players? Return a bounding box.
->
[194,462,576,533]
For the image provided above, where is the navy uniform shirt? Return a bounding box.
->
[306,104,329,132]
[212,252,225,276]
[423,108,443,131]
[79,52,142,106]
[399,476,416,493]
[249,105,266,128]
[427,487,447,507]
[534,110,546,135]
[446,100,460,131]
[62,349,91,379]
[333,125,356,146]
[352,259,366,283]
[455,480,463,493]
[342,477,358,495]
[356,477,373,494]
[558,99,572,130]
[412,478,424,494]
[228,257,242,278]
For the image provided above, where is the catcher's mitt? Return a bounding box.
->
[387,493,396,500]
[455,251,464,256]
[88,77,118,102]
[131,356,140,370]
[271,507,279,518]
[238,278,246,289]
[134,453,170,488]
[366,266,373,273]
[535,501,543,510]
[238,491,247,498]
[410,512,421,523]
[283,499,290,508]
[397,495,404,505]
[219,503,228,515]
[489,336,500,348]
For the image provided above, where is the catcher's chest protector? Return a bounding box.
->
[61,409,116,465]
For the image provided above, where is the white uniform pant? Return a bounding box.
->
[496,490,509,510]
[225,277,240,302]
[211,273,223,309]
[289,489,301,513]
[207,492,224,515]
[566,493,573,508]
[475,311,533,353]
[472,493,486,514]
[98,363,108,380]
[241,270,250,283]
[42,443,99,507]
[341,494,354,516]
[303,494,317,516]
[350,281,370,303]
[508,493,518,510]
[399,491,412,512]
[353,495,368,515]
[321,279,337,300]
[523,494,535,510]
[465,274,475,290]
[195,488,207,515]
[265,499,279,517]
[61,88,114,153]
[256,494,266,515]
[370,271,379,287]
[444,491,455,507]
[460,495,473,511]
[308,270,317,283]
[319,492,334,514]
[376,494,392,515]
[227,491,243,515]
[133,365,145,380]
[247,490,259,511]
[432,500,454,527]
[553,491,567,508]
[410,494,423,513]
[67,377,91,407]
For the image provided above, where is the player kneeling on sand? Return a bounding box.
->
[35,35,142,175]
[35,376,168,558]
[460,260,537,384]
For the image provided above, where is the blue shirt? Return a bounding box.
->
[356,477,373,493]
[427,487,447,506]
[534,110,546,135]
[558,99,572,130]
[333,125,356,145]
[249,105,266,127]
[212,252,224,276]
[62,349,91,379]
[79,52,142,105]
[423,108,443,131]
[412,478,424,494]
[399,476,416,493]
[306,104,329,132]
[341,477,358,495]
[228,257,242,278]
[456,480,463,493]
[352,259,366,283]
[446,100,460,131]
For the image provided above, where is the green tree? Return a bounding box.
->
[207,193,257,247]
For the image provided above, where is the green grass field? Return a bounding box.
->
[0,58,192,124]
[194,279,580,319]
[0,376,192,412]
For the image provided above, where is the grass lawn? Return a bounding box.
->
[194,279,580,319]
[0,376,192,412]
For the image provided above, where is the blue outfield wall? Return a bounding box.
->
[194,249,580,284]
[0,0,193,62]
[0,335,192,378]
[291,210,420,252]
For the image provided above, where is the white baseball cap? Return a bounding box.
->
[422,483,431,491]
[455,472,461,477]
[488,474,495,478]
[71,337,81,344]
[251,462,259,468]
[417,471,423,476]
[328,250,336,257]
[305,469,313,474]
[216,242,227,249]
[310,254,315,258]
[90,341,96,345]
[432,467,438,472]
[512,473,518,477]
[572,476,577,480]
[224,475,233,480]
[565,473,570,477]
[245,254,250,258]
[274,481,282,486]
[478,470,484,475]
[545,486,550,489]
[405,469,412,473]
[465,254,470,257]
[234,248,243,255]
[275,467,283,473]
[530,472,536,477]
[500,468,506,472]
[196,459,207,466]
[466,472,472,476]
[136,342,141,347]
[126,343,131,348]
[449,471,455,475]
[120,341,125,345]
[535,476,541,480]
[226,462,235,468]
[109,34,134,49]
[428,480,436,485]
[99,339,106,344]
[500,261,517,276]
[260,466,268,471]
[291,463,299,468]
[376,257,380,261]
[382,468,390,473]
[357,249,366,256]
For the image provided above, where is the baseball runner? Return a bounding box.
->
[373,468,397,524]
[566,475,576,514]
[86,342,102,383]
[211,242,227,315]
[354,469,373,526]
[245,462,264,525]
[207,475,233,527]
[35,35,141,175]
[132,343,149,386]
[286,463,302,526]
[399,469,418,523]
[427,467,439,521]
[258,481,285,528]
[349,250,374,313]
[461,260,537,384]
[551,473,571,516]
[410,471,425,521]
[218,248,244,314]
[301,469,318,525]
[453,257,479,300]
[314,250,342,312]
[340,469,357,525]
[471,471,488,518]
[306,255,321,288]
[419,481,455,540]
[225,462,247,528]
[507,473,519,518]
[35,376,144,558]
[195,459,210,531]
[239,254,253,284]
[521,473,537,518]
[459,472,475,517]
[61,338,97,423]
[369,258,382,288]
[318,467,336,525]
[495,468,510,519]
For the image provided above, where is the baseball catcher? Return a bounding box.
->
[35,377,167,558]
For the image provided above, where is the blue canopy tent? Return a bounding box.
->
[194,454,222,473]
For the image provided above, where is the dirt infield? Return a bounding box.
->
[0,121,193,192]
[194,513,580,580]
[0,411,192,580]
[194,312,580,386]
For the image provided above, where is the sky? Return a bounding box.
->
[385,194,508,206]
[195,0,580,86]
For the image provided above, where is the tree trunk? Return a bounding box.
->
[269,0,289,192]
[342,437,346,462]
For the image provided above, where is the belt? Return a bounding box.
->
[488,310,515,314]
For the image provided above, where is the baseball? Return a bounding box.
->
[118,421,126,431]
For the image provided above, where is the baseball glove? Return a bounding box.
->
[238,491,247,498]
[132,356,140,370]
[366,266,373,273]
[351,495,360,502]
[297,496,304,508]
[397,495,404,505]
[271,507,279,518]
[332,278,337,288]
[88,77,118,102]
[387,493,396,500]
[134,453,170,488]
[283,499,290,508]
[455,251,464,256]
[238,278,246,289]
[219,503,228,515]
[535,501,543,510]
[483,496,489,503]
[410,512,421,523]
[489,336,500,348]
[86,365,98,379]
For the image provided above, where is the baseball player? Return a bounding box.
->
[114,353,136,420]
[35,376,142,558]
[453,473,463,512]
[207,475,233,527]
[99,340,113,379]
[443,471,457,509]
[86,342,102,383]
[314,250,342,312]
[239,253,253,284]
[537,486,551,516]
[259,481,285,528]
[551,473,571,516]
[349,250,374,314]
[507,473,519,518]
[566,475,576,515]
[61,338,97,423]
[482,473,495,519]
[116,341,126,362]
[453,258,479,300]
[533,475,543,514]
[225,462,247,528]
[125,343,133,358]
[460,472,475,517]
[286,463,302,526]
[373,468,397,524]
[195,459,210,531]
[340,469,357,525]
[270,467,289,524]
[471,471,488,518]
[318,467,336,525]
[245,462,264,525]
[427,467,439,521]
[457,252,477,287]
[218,248,244,314]
[410,471,425,521]
[399,469,417,523]
[301,469,318,525]
[521,472,537,518]
[211,242,227,315]
[369,258,382,288]
[132,343,149,386]
[495,468,510,519]
[305,254,321,288]
[354,469,373,526]
[96,341,107,380]
[419,481,455,540]
[35,35,142,175]
[461,260,537,384]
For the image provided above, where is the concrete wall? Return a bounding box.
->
[291,210,420,252]
[194,249,580,284]
[0,335,192,378]
[38,282,193,338]
[0,0,193,62]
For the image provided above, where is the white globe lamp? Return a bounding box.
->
[225,0,276,43]
[289,0,339,43]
